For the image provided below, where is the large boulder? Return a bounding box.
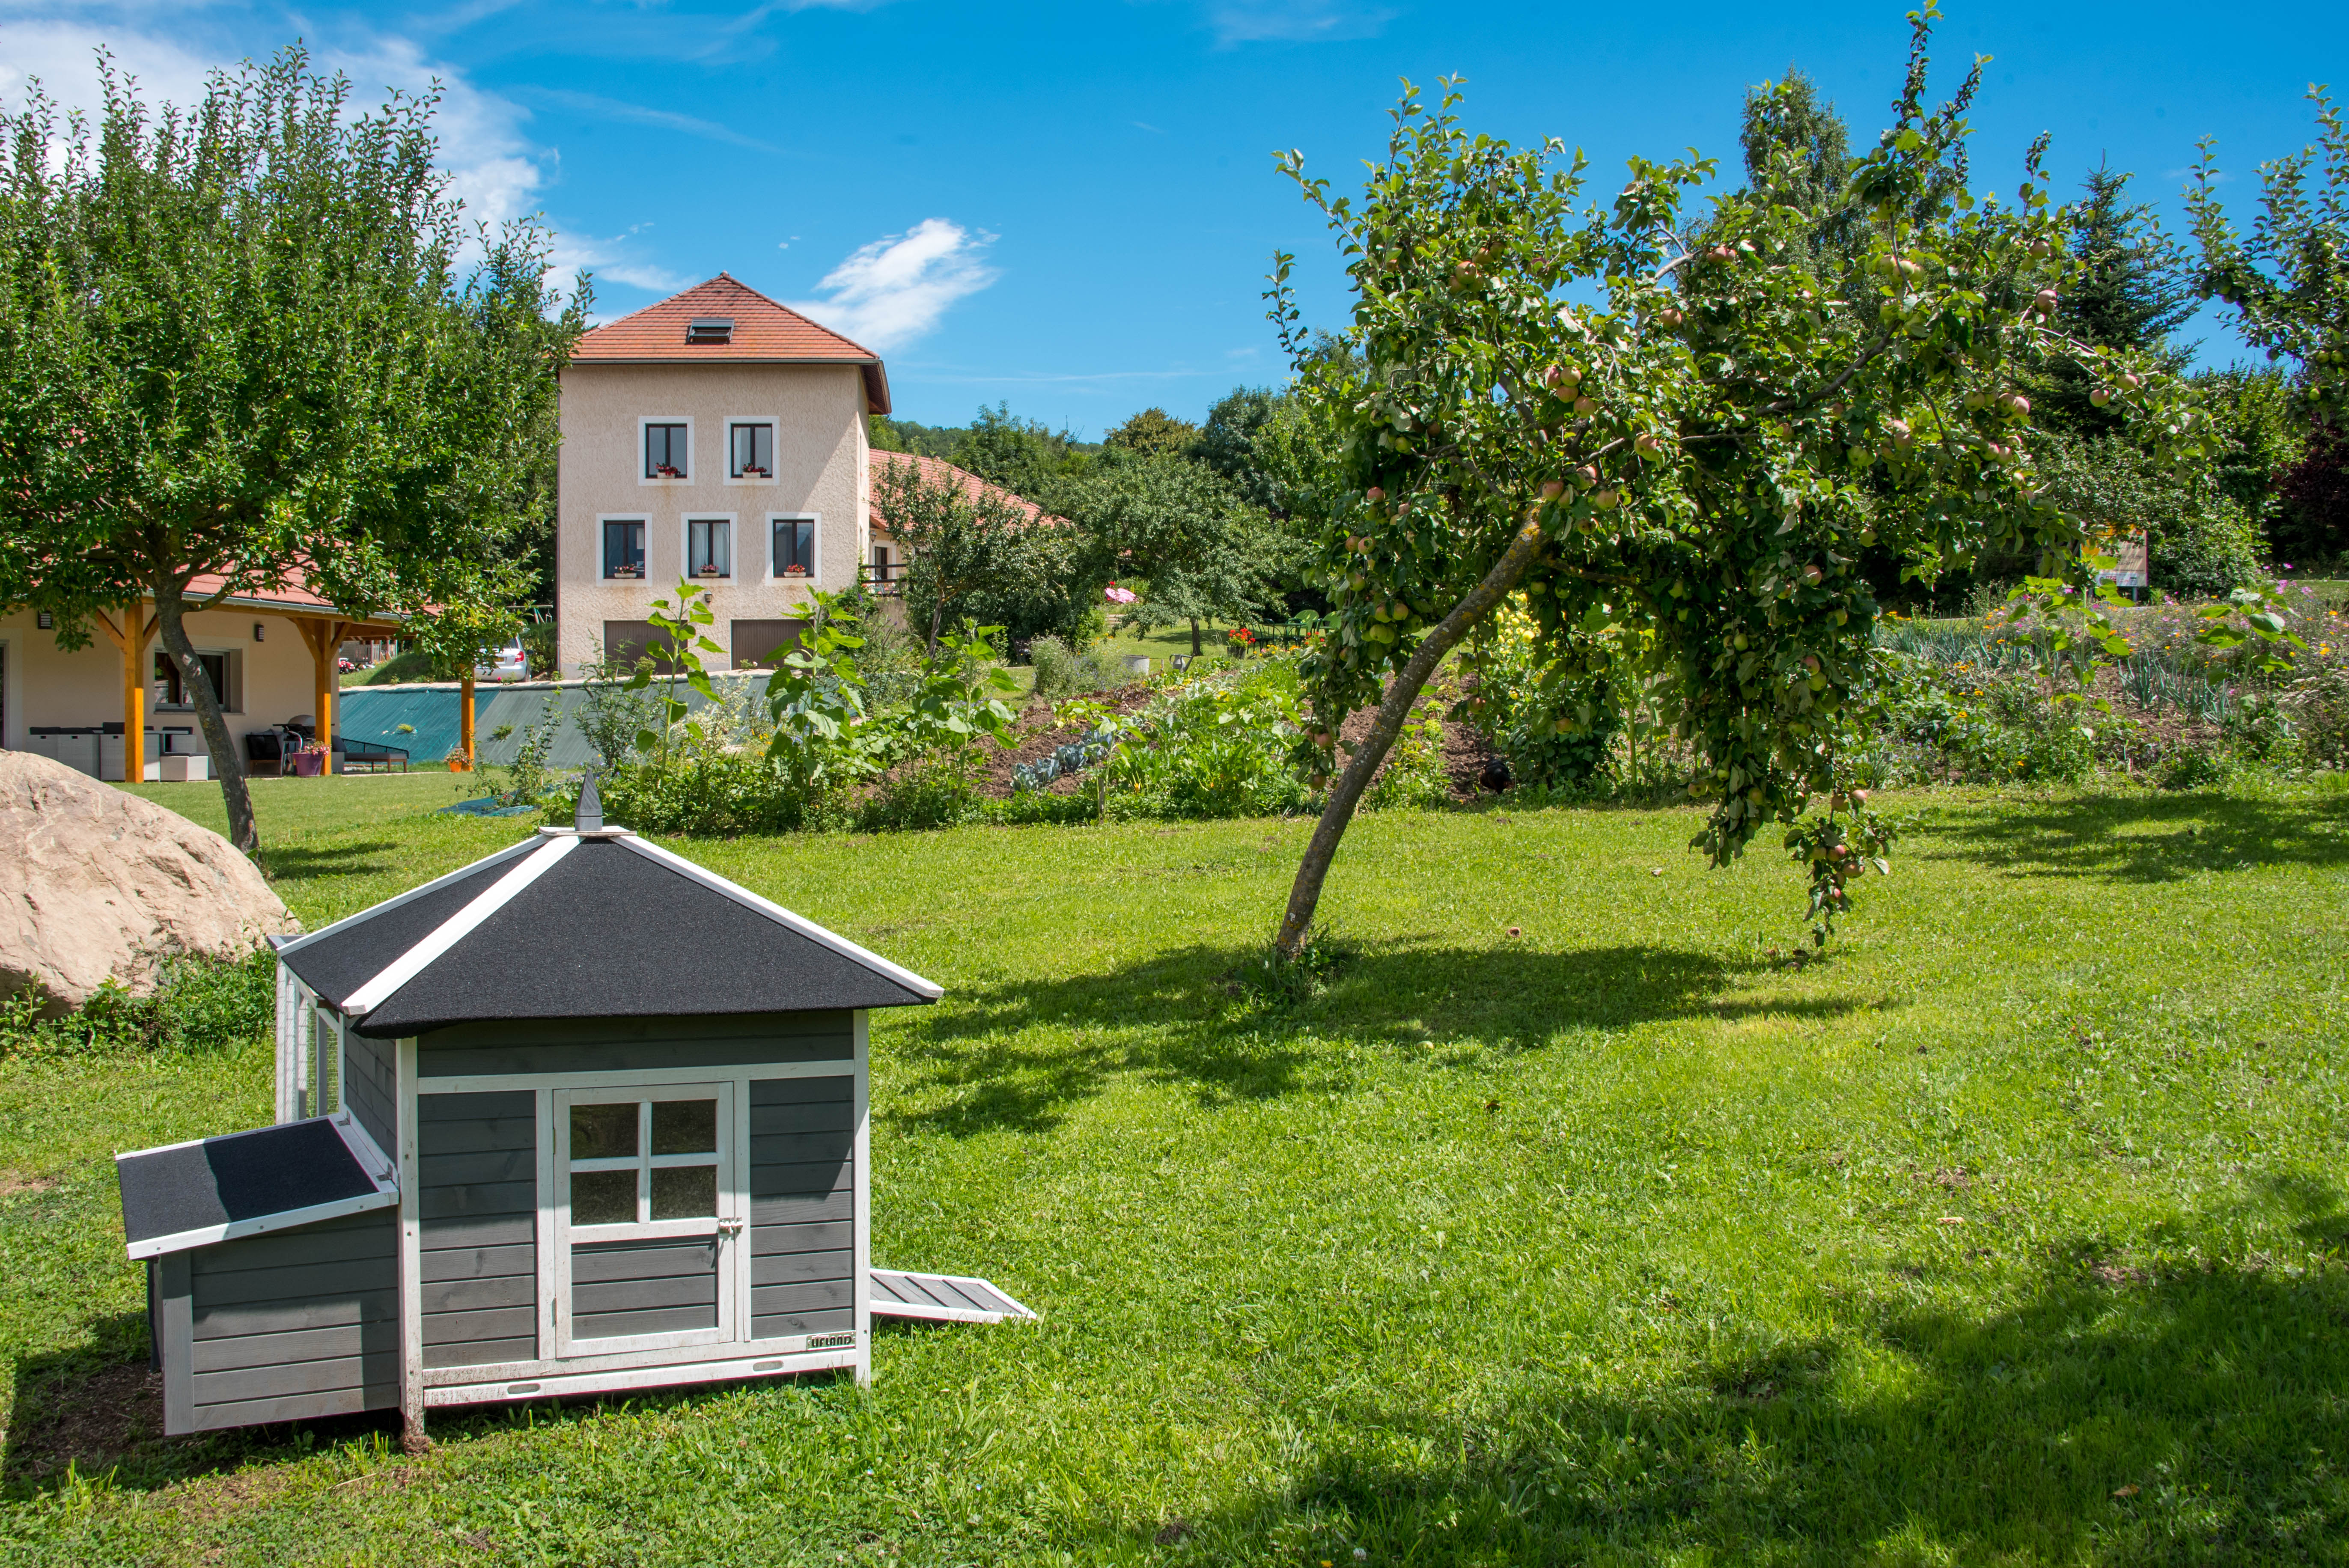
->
[0,752,297,1015]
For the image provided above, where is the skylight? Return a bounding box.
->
[686,317,735,345]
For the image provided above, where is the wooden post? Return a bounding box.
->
[394,1035,428,1454]
[295,618,342,776]
[457,670,476,771]
[95,606,158,782]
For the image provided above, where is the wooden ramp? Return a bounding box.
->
[870,1269,1036,1324]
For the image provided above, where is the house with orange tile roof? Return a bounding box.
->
[557,275,1049,673]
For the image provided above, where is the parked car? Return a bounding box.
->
[479,644,527,682]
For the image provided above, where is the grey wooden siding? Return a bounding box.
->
[162,1208,399,1434]
[419,1090,538,1369]
[749,1075,856,1339]
[341,1027,397,1153]
[418,1011,851,1079]
[571,1237,718,1341]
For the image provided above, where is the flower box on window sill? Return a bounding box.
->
[609,567,641,579]
[782,565,808,577]
[694,566,725,578]
[653,465,684,479]
[738,466,770,479]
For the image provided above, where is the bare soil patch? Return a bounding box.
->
[5,1360,163,1484]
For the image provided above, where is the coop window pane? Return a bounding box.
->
[570,1168,637,1226]
[650,1164,718,1220]
[572,1102,638,1161]
[651,1099,718,1155]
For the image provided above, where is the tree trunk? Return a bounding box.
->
[1190,617,1202,657]
[155,583,257,853]
[1274,517,1548,961]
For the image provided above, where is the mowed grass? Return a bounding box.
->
[4,776,2348,1564]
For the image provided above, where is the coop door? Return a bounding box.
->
[551,1083,740,1357]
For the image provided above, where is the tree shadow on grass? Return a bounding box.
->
[1134,1195,2349,1565]
[1914,790,2349,884]
[255,839,403,884]
[0,1313,407,1497]
[886,941,1874,1138]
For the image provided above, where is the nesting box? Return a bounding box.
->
[115,805,1024,1439]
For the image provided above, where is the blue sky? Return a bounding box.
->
[3,1,2341,433]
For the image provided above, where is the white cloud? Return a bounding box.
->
[788,219,997,350]
[554,231,694,301]
[0,18,219,121]
[0,15,551,235]
[1206,0,1395,45]
[516,86,778,154]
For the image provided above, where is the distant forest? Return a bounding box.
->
[869,412,1106,464]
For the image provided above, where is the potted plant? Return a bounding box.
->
[783,563,807,577]
[654,463,683,479]
[740,464,769,478]
[695,564,723,577]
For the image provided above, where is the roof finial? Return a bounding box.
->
[576,772,603,833]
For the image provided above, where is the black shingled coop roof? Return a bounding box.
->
[277,830,939,1037]
[117,1119,390,1256]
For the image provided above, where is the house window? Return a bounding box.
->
[604,519,646,579]
[687,518,732,579]
[153,650,238,712]
[644,423,689,479]
[729,422,774,478]
[772,517,816,579]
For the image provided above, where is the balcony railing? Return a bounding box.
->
[859,559,908,598]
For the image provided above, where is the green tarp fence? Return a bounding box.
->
[336,675,762,773]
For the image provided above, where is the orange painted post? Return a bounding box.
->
[96,608,149,782]
[457,671,476,771]
[124,623,146,781]
[309,619,340,777]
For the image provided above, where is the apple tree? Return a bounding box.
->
[1265,9,2219,961]
[0,50,581,851]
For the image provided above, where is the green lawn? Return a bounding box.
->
[5,777,2348,1564]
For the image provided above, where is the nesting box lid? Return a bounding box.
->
[116,1113,399,1259]
[277,829,941,1037]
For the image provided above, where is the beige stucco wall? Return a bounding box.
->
[0,607,331,752]
[555,362,870,674]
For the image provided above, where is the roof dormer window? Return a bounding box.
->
[686,317,734,345]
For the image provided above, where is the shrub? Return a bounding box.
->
[1365,701,1450,810]
[2,946,276,1061]
[1100,661,1310,819]
[2286,663,2349,767]
[2158,743,2236,790]
[1028,634,1120,705]
[858,756,984,832]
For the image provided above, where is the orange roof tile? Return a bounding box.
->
[181,568,405,628]
[569,274,891,414]
[870,451,1062,533]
